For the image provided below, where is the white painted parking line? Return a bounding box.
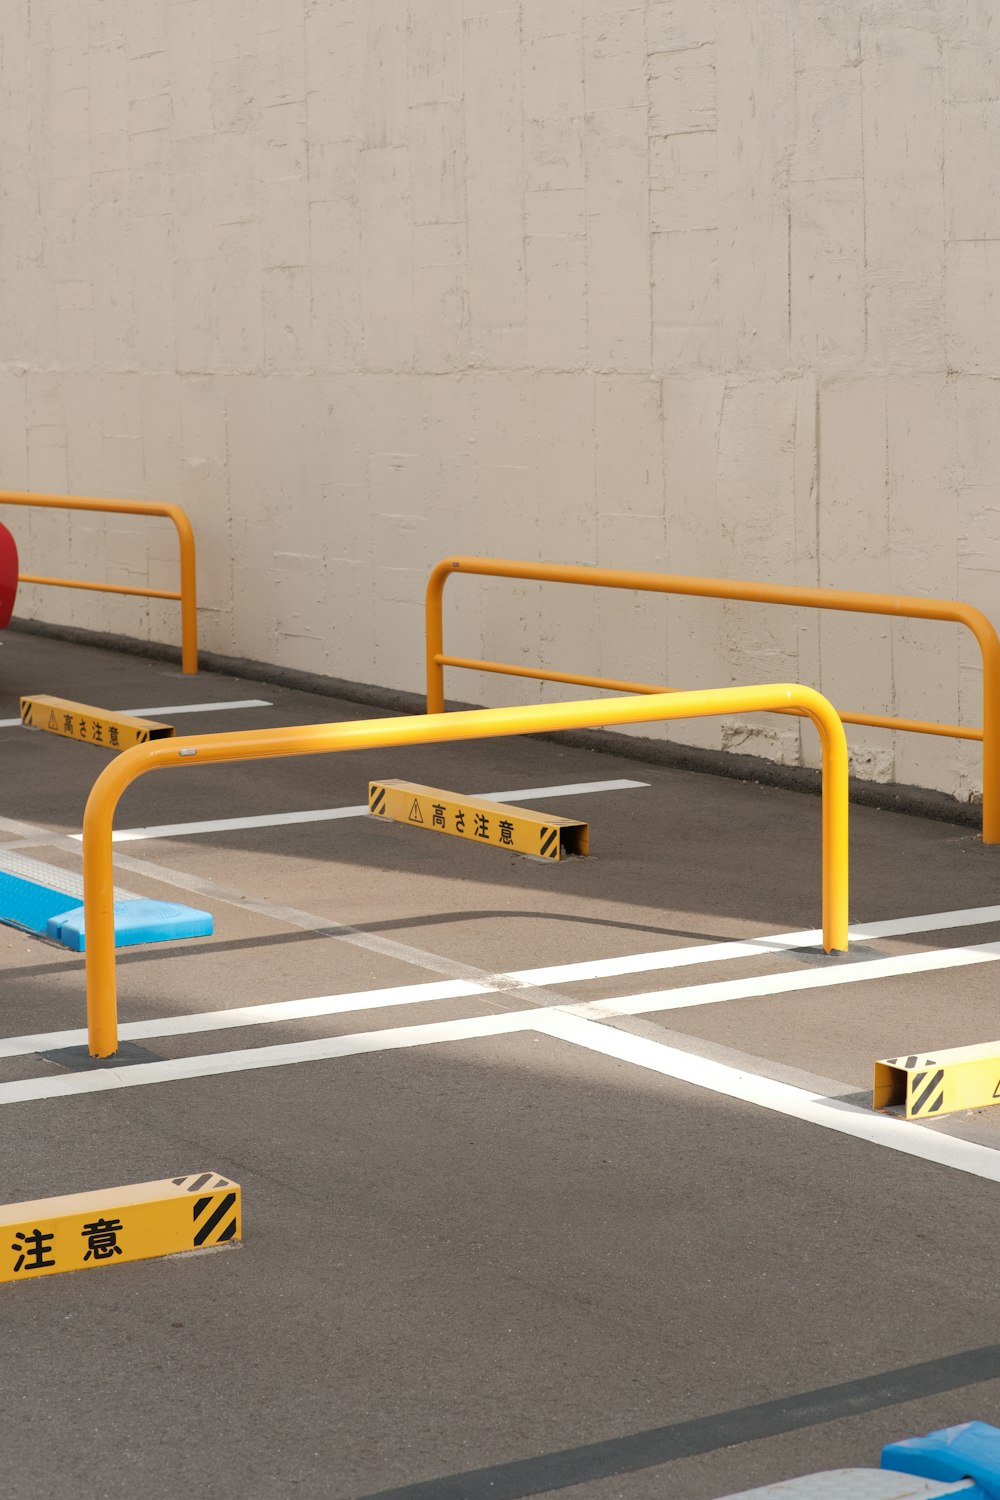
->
[5,906,1000,1063]
[0,698,271,729]
[77,778,650,843]
[100,805,381,843]
[0,978,491,1059]
[477,779,648,802]
[567,939,1000,1021]
[121,699,271,717]
[853,905,1000,938]
[7,1002,1000,1191]
[507,903,1000,986]
[535,1012,1000,1184]
[0,936,988,1061]
[0,1011,535,1106]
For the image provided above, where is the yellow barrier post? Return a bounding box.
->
[425,556,1000,843]
[0,491,198,673]
[82,684,849,1057]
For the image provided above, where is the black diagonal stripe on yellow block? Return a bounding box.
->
[193,1191,238,1247]
[539,827,559,859]
[911,1069,946,1116]
[173,1173,230,1192]
[370,785,386,815]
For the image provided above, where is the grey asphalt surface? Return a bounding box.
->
[2,630,1000,1500]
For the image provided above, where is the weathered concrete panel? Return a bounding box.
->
[0,0,997,804]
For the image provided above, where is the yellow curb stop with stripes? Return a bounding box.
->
[874,1042,1000,1119]
[1,1173,241,1283]
[368,779,589,860]
[20,694,175,751]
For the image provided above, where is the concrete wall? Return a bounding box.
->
[1,0,998,801]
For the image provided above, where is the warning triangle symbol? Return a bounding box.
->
[993,1078,1000,1100]
[408,798,424,824]
[47,711,58,730]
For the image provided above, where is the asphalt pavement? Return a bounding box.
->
[2,630,1000,1500]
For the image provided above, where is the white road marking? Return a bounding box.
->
[100,806,381,843]
[76,778,650,843]
[507,903,1000,986]
[534,1012,1000,1184]
[5,905,1000,1063]
[512,936,813,986]
[477,779,647,802]
[0,978,490,1059]
[0,848,135,901]
[0,1011,535,1106]
[0,698,271,729]
[566,940,1000,1021]
[7,1002,1000,1191]
[848,905,1000,938]
[120,699,271,718]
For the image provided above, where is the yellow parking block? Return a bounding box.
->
[20,693,174,750]
[874,1042,1000,1119]
[1,1172,241,1283]
[369,779,589,860]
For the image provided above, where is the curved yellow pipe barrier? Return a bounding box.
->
[426,556,1000,842]
[82,685,849,1057]
[0,490,198,673]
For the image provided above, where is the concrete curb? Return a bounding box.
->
[7,614,984,832]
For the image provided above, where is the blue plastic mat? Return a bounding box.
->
[884,1421,1000,1499]
[0,865,212,951]
[0,870,84,936]
[48,898,213,952]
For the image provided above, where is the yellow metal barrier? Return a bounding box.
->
[426,557,1000,843]
[82,685,849,1056]
[0,491,198,674]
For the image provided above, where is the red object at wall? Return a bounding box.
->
[0,521,18,628]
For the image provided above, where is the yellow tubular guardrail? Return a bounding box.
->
[0,491,198,674]
[426,557,1000,843]
[82,686,849,1057]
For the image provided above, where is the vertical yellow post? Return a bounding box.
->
[425,560,450,713]
[82,748,147,1060]
[812,691,850,954]
[977,621,1000,844]
[167,505,199,676]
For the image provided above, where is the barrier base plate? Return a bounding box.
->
[38,1042,163,1071]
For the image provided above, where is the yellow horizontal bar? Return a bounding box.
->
[2,491,183,521]
[1,490,199,673]
[431,555,996,631]
[427,556,1000,841]
[1,1172,240,1283]
[437,655,984,742]
[84,683,850,1055]
[19,573,182,602]
[840,710,982,742]
[369,779,589,859]
[436,654,683,699]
